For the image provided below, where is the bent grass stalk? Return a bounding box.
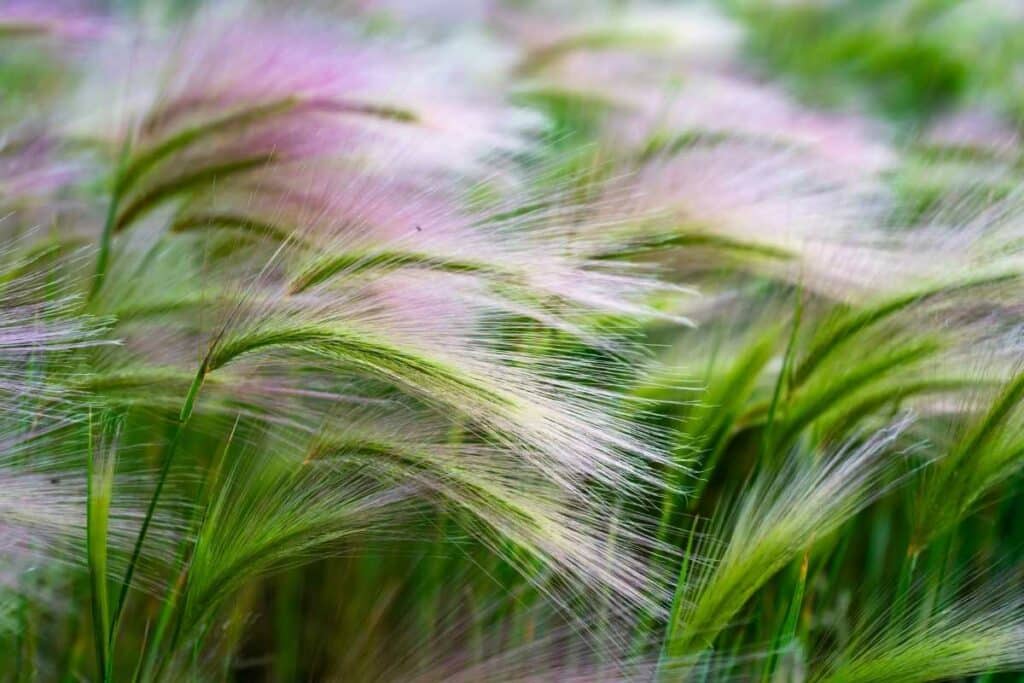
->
[107,313,518,661]
[661,425,904,660]
[90,95,424,300]
[792,270,1020,388]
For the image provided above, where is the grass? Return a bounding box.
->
[2,0,1024,681]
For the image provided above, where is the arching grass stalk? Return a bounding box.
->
[87,97,311,303]
[792,270,1021,389]
[900,368,1024,623]
[814,577,1024,683]
[661,422,906,660]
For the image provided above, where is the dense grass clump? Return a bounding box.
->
[2,1,1024,680]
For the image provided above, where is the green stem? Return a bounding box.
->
[85,414,124,680]
[655,516,702,672]
[109,360,208,652]
[89,138,132,303]
[892,544,921,630]
[920,532,954,623]
[763,551,809,681]
[763,288,803,459]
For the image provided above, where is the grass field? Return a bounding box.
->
[2,1,1024,680]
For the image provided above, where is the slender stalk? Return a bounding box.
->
[89,138,132,303]
[109,358,209,650]
[919,532,954,624]
[143,583,182,679]
[655,515,701,673]
[763,287,803,458]
[762,551,809,681]
[85,413,114,682]
[892,543,921,631]
[129,623,150,683]
[143,420,238,682]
